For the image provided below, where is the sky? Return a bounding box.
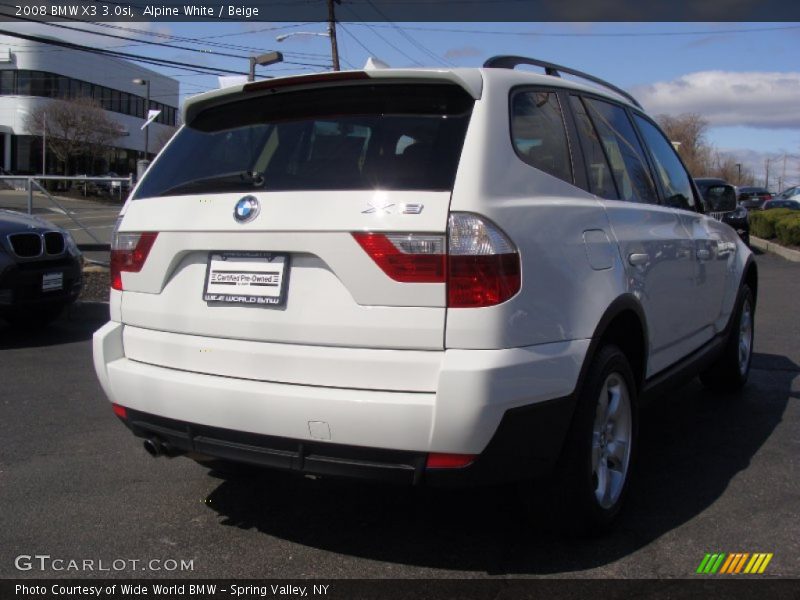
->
[9,20,800,188]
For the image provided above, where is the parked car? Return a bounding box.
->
[94,57,757,533]
[694,177,751,246]
[95,172,131,197]
[737,186,772,210]
[763,197,800,211]
[0,210,83,326]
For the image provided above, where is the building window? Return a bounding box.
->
[0,70,13,94]
[0,69,177,126]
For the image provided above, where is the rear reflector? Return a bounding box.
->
[352,232,446,283]
[111,403,127,419]
[426,453,476,469]
[110,232,158,291]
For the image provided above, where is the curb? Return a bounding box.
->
[750,236,800,263]
[66,300,109,321]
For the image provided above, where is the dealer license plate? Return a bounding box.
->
[203,252,289,307]
[42,272,63,292]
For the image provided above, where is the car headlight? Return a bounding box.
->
[64,231,81,256]
[732,205,748,219]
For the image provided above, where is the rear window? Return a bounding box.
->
[133,84,474,199]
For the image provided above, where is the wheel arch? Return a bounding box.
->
[577,294,649,396]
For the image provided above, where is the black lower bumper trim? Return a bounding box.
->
[123,394,576,487]
[125,410,426,485]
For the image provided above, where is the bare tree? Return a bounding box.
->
[25,97,122,175]
[657,113,713,176]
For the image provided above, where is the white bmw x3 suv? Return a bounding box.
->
[94,56,757,532]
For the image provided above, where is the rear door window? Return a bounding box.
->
[582,97,658,204]
[569,95,618,199]
[134,84,474,199]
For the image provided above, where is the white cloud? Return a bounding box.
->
[631,71,800,129]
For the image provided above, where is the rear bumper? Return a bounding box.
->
[94,321,588,485]
[120,396,575,486]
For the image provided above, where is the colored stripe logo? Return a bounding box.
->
[697,553,773,574]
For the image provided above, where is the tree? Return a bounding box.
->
[656,113,713,176]
[25,97,122,175]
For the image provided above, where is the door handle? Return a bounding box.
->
[628,253,649,266]
[696,249,711,261]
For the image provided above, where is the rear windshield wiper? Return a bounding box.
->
[160,171,265,196]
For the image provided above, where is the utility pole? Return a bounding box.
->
[781,152,787,192]
[765,157,770,190]
[327,0,341,71]
[735,162,741,185]
[41,112,46,175]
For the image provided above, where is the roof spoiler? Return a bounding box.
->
[484,55,642,109]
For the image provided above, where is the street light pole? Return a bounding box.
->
[133,78,150,159]
[247,51,284,82]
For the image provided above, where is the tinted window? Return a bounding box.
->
[584,98,657,204]
[134,84,474,199]
[510,90,572,183]
[570,96,617,199]
[0,70,13,94]
[634,115,696,210]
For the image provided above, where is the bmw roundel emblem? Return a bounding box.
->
[233,196,260,223]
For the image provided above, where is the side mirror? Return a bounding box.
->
[704,184,737,212]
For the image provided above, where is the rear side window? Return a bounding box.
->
[134,84,474,198]
[569,96,617,199]
[583,97,657,204]
[510,90,572,184]
[634,115,696,210]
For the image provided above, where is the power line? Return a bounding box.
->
[0,25,331,73]
[338,24,382,63]
[0,28,254,76]
[1,12,332,65]
[346,23,800,38]
[342,3,424,67]
[361,0,451,67]
[83,20,330,58]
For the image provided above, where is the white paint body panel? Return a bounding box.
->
[94,321,588,453]
[93,67,750,457]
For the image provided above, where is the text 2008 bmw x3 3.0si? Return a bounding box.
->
[93,57,757,533]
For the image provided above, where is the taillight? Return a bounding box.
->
[352,232,446,283]
[111,403,127,419]
[110,231,158,291]
[353,213,520,308]
[426,453,476,469]
[447,213,520,308]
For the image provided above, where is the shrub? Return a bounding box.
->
[749,208,796,239]
[775,214,800,247]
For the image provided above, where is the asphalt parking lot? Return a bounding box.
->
[0,251,797,580]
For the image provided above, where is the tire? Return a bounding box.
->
[700,284,754,391]
[553,345,638,536]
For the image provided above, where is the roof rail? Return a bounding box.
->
[483,55,642,109]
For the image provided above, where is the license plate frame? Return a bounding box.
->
[203,251,290,308]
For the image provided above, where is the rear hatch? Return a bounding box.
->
[116,79,475,355]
